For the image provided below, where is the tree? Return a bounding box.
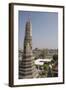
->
[53,54,58,61]
[47,66,52,77]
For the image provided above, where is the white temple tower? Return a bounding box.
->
[19,19,39,79]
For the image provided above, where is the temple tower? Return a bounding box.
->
[19,19,39,79]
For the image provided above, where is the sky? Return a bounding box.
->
[18,11,58,49]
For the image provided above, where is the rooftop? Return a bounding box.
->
[35,58,52,66]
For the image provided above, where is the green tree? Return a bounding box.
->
[53,54,58,61]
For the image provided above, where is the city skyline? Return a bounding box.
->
[19,11,58,49]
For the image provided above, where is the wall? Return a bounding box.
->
[0,0,66,90]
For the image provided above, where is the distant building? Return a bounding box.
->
[45,49,58,59]
[35,58,52,70]
[32,48,58,59]
[33,49,41,59]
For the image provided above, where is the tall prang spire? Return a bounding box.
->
[19,18,39,79]
[24,18,32,49]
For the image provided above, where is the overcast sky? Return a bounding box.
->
[18,11,58,49]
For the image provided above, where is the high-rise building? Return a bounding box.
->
[19,19,39,79]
